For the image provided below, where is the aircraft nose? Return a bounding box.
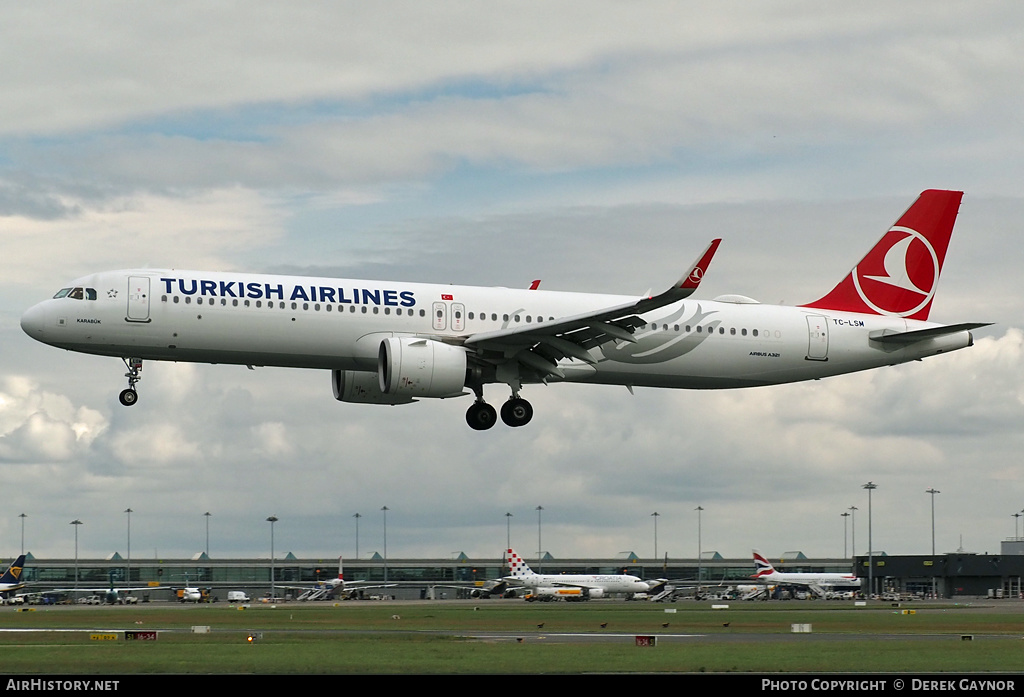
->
[20,302,50,339]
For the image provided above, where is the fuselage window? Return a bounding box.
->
[185,297,192,304]
[303,303,309,311]
[69,287,84,300]
[696,326,702,333]
[256,301,262,308]
[419,309,426,317]
[85,288,97,300]
[685,325,691,332]
[730,327,736,335]
[719,327,725,334]
[525,315,531,323]
[161,295,167,302]
[244,300,250,307]
[173,296,180,304]
[741,328,747,336]
[384,307,390,315]
[53,288,72,299]
[752,329,758,337]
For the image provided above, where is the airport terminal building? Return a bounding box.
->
[9,544,1024,601]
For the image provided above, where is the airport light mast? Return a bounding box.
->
[266,515,278,600]
[862,482,877,597]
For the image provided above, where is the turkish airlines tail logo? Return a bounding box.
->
[803,190,962,321]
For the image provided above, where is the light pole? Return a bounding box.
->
[381,506,389,585]
[695,506,704,593]
[1015,513,1023,541]
[70,519,82,593]
[841,512,850,559]
[651,512,660,560]
[353,513,362,560]
[204,512,211,557]
[536,506,544,572]
[926,489,940,555]
[18,513,26,556]
[124,508,133,584]
[848,506,858,561]
[863,482,877,597]
[266,516,278,599]
[505,512,513,552]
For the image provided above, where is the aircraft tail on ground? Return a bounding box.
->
[803,189,962,321]
[751,550,777,579]
[504,548,537,579]
[0,555,26,586]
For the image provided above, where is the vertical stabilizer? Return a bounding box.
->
[803,190,963,321]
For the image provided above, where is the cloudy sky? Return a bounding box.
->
[1,2,1021,565]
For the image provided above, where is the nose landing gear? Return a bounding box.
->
[119,357,143,406]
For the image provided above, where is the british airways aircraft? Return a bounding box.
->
[20,190,987,430]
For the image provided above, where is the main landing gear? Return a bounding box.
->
[119,357,143,406]
[466,392,534,431]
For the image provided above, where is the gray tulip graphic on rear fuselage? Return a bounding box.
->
[599,303,719,364]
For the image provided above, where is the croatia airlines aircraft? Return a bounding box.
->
[503,548,651,599]
[20,190,987,430]
[752,550,861,595]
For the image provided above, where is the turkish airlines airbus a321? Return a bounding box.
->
[20,190,988,430]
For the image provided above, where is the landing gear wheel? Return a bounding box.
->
[466,402,498,430]
[500,397,533,427]
[119,388,138,406]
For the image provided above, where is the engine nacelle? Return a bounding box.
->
[586,588,605,599]
[378,336,468,398]
[332,369,416,405]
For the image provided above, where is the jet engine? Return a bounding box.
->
[332,369,416,405]
[378,336,468,398]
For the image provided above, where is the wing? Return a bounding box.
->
[463,239,721,378]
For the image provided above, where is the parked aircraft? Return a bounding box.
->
[503,548,651,600]
[751,550,861,597]
[284,557,396,600]
[20,190,987,429]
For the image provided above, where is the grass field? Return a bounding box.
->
[0,600,1021,674]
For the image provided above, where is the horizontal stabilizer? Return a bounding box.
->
[869,322,991,344]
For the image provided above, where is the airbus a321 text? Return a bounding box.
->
[20,190,988,430]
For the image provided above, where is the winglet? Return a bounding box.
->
[675,238,721,294]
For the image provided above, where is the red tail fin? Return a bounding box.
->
[803,190,962,321]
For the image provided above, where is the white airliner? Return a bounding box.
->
[752,550,861,596]
[503,548,651,600]
[284,557,396,600]
[20,190,987,429]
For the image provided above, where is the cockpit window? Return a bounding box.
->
[54,287,97,300]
